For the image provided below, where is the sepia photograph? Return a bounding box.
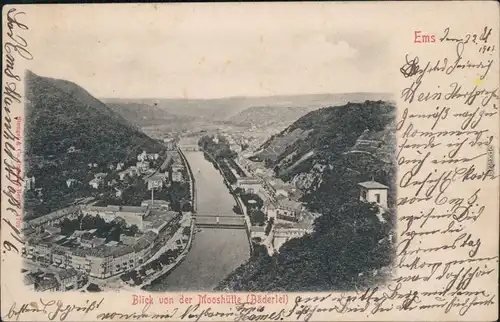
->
[20,5,397,294]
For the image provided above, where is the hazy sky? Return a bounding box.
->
[27,4,395,99]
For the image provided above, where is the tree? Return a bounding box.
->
[81,214,96,230]
[87,283,101,292]
[107,226,122,242]
[265,217,274,235]
[233,205,242,215]
[252,244,268,257]
[250,210,266,226]
[132,276,143,286]
[120,272,131,282]
[182,202,192,212]
[241,192,263,210]
[123,224,139,237]
[168,182,190,208]
[60,217,80,235]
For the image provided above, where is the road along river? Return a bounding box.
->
[145,151,250,291]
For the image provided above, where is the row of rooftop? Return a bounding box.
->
[23,203,181,279]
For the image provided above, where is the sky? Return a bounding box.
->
[26,4,396,99]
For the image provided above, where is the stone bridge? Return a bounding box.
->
[179,145,200,152]
[193,214,246,229]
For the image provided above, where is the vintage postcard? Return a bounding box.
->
[1,2,499,321]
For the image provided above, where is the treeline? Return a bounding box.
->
[227,158,247,177]
[59,214,139,242]
[198,135,237,160]
[120,247,182,286]
[236,188,266,226]
[198,135,241,185]
[95,178,191,212]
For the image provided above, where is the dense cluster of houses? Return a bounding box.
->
[64,148,187,197]
[84,150,160,190]
[236,153,390,252]
[24,268,86,292]
[22,143,192,290]
[251,180,389,251]
[24,150,165,194]
[169,150,186,182]
[137,151,159,162]
[229,157,315,252]
[22,202,180,280]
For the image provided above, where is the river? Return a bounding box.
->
[146,151,250,291]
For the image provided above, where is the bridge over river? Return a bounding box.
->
[145,150,250,291]
[194,214,246,229]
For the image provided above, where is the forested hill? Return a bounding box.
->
[25,71,162,165]
[217,100,397,291]
[254,100,396,200]
[107,102,196,128]
[24,71,163,216]
[226,106,312,129]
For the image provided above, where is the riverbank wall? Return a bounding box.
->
[141,218,196,289]
[178,147,197,213]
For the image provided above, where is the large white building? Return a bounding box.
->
[118,167,138,180]
[25,176,36,190]
[81,205,150,230]
[358,180,389,210]
[136,161,150,173]
[163,138,177,150]
[146,173,169,190]
[89,178,102,189]
[171,170,183,182]
[272,222,313,251]
[266,197,303,223]
[236,177,262,193]
[24,230,160,279]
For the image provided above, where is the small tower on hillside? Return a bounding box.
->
[358,180,389,210]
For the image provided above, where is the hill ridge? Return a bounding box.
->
[101,93,394,122]
[24,71,162,217]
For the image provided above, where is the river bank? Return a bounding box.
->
[141,218,195,289]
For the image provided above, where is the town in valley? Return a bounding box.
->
[20,14,397,292]
[22,74,396,292]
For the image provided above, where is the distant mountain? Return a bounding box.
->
[106,101,239,139]
[226,106,312,128]
[102,97,249,121]
[107,102,197,128]
[24,71,163,216]
[218,100,396,291]
[102,93,393,123]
